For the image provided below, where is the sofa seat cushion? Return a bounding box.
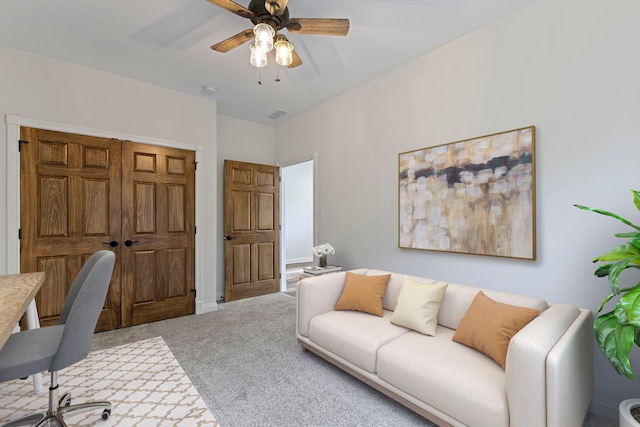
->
[377,327,509,427]
[308,310,408,373]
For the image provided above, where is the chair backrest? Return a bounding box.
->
[50,250,115,372]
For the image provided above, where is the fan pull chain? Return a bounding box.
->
[275,65,281,83]
[257,67,262,85]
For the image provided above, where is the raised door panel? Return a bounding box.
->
[167,185,186,233]
[83,179,110,235]
[231,191,252,232]
[35,256,69,319]
[232,244,251,285]
[133,250,157,303]
[37,176,68,237]
[166,248,186,298]
[257,243,275,281]
[134,182,157,234]
[256,192,275,231]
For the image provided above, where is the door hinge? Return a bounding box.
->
[18,229,21,240]
[190,289,197,297]
[194,226,197,234]
[194,161,198,171]
[18,140,29,152]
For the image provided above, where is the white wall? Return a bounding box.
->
[275,0,640,419]
[0,46,279,307]
[217,114,276,300]
[283,160,314,264]
[0,45,219,310]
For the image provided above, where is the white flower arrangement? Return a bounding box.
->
[312,243,335,257]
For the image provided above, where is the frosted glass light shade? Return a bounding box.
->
[249,42,267,67]
[253,23,274,53]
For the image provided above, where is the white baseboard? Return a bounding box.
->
[196,301,218,314]
[286,257,313,265]
[589,397,618,421]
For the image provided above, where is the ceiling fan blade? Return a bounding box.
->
[266,0,288,16]
[286,18,349,36]
[211,29,255,52]
[206,0,254,19]
[288,48,303,68]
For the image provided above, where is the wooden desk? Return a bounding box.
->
[0,272,45,348]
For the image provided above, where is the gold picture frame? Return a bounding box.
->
[398,126,536,259]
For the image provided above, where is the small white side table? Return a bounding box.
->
[299,266,342,281]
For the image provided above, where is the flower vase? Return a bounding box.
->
[318,256,327,268]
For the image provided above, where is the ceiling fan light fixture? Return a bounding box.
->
[274,36,294,66]
[253,23,275,53]
[249,41,267,67]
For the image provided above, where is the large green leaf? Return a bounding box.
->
[619,284,640,328]
[615,303,631,325]
[597,293,616,313]
[594,264,613,278]
[607,258,633,293]
[633,190,640,212]
[617,232,640,239]
[595,311,635,379]
[594,243,640,263]
[575,204,640,231]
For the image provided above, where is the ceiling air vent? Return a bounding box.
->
[267,110,289,120]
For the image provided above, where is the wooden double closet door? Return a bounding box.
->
[19,127,195,332]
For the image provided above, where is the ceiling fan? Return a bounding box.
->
[207,0,349,68]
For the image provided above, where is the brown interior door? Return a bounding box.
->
[19,127,122,331]
[224,160,280,302]
[121,141,196,326]
[20,127,196,331]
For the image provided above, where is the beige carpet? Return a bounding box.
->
[0,336,218,426]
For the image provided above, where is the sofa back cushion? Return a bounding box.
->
[362,269,548,330]
[365,270,407,310]
[440,284,548,330]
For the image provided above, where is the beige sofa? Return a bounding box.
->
[296,268,593,427]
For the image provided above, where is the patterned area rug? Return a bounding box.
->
[0,336,218,426]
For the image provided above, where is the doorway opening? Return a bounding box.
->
[280,155,316,294]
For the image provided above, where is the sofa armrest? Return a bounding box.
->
[505,304,583,427]
[297,270,364,338]
[546,308,593,427]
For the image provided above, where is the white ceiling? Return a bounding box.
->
[0,0,535,125]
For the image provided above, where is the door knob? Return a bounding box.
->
[224,235,234,241]
[124,240,140,247]
[102,241,119,248]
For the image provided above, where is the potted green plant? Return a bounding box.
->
[575,189,640,425]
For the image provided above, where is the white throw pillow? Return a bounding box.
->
[390,276,448,336]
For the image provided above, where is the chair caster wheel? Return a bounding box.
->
[102,409,111,420]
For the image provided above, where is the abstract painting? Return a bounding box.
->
[399,126,535,259]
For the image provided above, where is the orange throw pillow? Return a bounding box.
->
[334,272,391,317]
[452,291,540,369]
